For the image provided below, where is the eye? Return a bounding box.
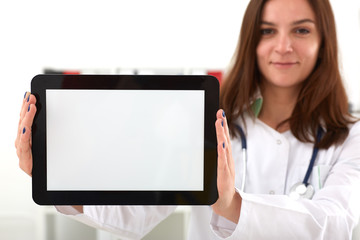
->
[295,28,310,35]
[260,28,275,35]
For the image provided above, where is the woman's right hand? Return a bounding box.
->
[15,93,84,213]
[15,92,37,176]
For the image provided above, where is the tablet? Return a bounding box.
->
[31,74,219,205]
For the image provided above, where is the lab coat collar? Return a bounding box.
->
[249,88,327,134]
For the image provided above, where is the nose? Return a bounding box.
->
[275,33,293,54]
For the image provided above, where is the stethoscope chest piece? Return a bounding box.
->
[289,182,314,200]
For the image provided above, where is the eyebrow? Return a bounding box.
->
[260,19,316,26]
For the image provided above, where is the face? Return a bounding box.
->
[256,0,321,92]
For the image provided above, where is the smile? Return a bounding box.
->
[271,62,299,69]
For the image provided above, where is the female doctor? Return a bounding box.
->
[16,0,360,239]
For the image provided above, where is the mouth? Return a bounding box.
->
[271,61,299,69]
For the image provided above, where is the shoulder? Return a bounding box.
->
[345,120,360,140]
[349,120,360,132]
[338,120,360,151]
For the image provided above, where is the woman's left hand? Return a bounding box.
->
[211,109,242,223]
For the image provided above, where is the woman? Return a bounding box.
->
[16,0,360,239]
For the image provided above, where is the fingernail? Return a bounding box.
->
[28,104,30,112]
[23,127,26,134]
[27,95,30,102]
[223,142,225,149]
[24,92,27,99]
[222,111,226,118]
[221,121,224,127]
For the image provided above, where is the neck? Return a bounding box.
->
[258,84,300,132]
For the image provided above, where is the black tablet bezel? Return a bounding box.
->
[31,74,219,205]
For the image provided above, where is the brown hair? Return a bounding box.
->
[220,0,355,149]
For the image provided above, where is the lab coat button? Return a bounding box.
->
[276,139,282,145]
[269,190,275,194]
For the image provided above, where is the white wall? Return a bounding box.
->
[0,1,246,239]
[332,0,360,111]
[0,0,359,239]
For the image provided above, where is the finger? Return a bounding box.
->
[216,109,224,119]
[20,93,37,120]
[16,92,30,149]
[216,110,234,174]
[19,92,28,116]
[20,92,30,120]
[217,140,228,185]
[16,94,37,149]
[222,113,232,156]
[17,126,33,176]
[216,134,228,186]
[215,117,228,172]
[22,101,37,132]
[217,110,232,152]
[18,93,36,135]
[215,115,227,148]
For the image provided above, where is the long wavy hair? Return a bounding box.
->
[220,0,355,149]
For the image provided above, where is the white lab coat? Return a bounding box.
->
[57,114,360,239]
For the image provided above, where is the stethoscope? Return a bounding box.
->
[234,124,323,200]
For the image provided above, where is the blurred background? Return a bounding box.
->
[0,0,360,239]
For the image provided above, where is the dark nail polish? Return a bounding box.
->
[27,95,30,102]
[221,121,224,127]
[23,127,26,134]
[28,104,30,112]
[24,92,27,99]
[222,111,226,118]
[223,142,225,149]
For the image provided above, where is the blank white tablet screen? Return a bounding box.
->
[46,90,204,191]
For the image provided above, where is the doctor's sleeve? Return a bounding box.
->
[210,123,360,239]
[55,205,177,239]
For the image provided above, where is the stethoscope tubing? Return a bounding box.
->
[235,125,247,192]
[234,124,323,193]
[302,128,323,185]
